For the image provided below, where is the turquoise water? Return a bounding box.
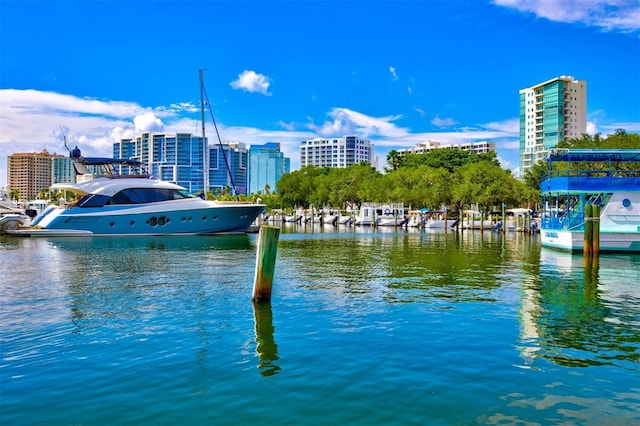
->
[1,227,639,425]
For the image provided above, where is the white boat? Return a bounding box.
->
[424,211,449,228]
[461,210,493,230]
[539,149,640,252]
[505,208,536,232]
[6,158,265,237]
[0,200,31,233]
[337,215,354,226]
[321,211,340,226]
[283,208,304,223]
[355,203,407,226]
[406,211,424,228]
[425,218,447,228]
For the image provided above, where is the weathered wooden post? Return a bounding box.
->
[583,203,593,255]
[592,204,600,255]
[253,226,280,303]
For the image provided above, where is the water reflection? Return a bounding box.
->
[41,234,253,252]
[278,229,535,306]
[519,249,640,369]
[253,302,280,376]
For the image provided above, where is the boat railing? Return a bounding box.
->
[541,211,585,231]
[543,168,640,180]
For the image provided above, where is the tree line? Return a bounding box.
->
[256,150,532,215]
[247,130,639,215]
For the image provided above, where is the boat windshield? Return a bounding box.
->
[77,188,196,208]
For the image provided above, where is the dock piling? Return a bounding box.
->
[583,204,593,255]
[592,204,600,255]
[252,226,281,303]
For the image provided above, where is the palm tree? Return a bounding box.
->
[386,150,401,171]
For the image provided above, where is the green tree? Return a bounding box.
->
[560,129,640,149]
[399,148,500,173]
[385,150,402,172]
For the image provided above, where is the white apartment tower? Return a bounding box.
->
[300,136,375,168]
[519,75,586,177]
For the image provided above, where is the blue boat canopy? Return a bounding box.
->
[544,149,640,163]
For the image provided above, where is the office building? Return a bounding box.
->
[115,132,250,195]
[209,142,249,195]
[300,136,374,168]
[248,142,290,195]
[51,156,75,185]
[519,75,586,176]
[115,132,207,192]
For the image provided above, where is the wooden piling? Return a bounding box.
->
[583,203,593,255]
[592,204,600,255]
[252,226,281,303]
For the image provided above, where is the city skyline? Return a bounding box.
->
[1,0,639,187]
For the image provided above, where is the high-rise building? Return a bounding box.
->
[209,142,249,196]
[519,75,586,176]
[115,132,250,195]
[114,132,207,192]
[300,136,374,168]
[248,142,290,195]
[51,156,74,185]
[7,149,66,200]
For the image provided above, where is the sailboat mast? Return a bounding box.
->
[199,69,209,195]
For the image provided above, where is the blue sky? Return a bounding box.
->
[1,0,639,187]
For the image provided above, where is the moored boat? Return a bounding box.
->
[461,210,493,230]
[539,149,640,252]
[355,203,407,226]
[7,158,265,237]
[0,200,31,233]
[505,208,537,232]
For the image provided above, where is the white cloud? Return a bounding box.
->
[493,0,640,33]
[277,120,296,131]
[0,89,178,185]
[481,118,519,133]
[389,66,398,81]
[431,114,458,127]
[230,70,272,95]
[308,108,407,139]
[134,112,165,133]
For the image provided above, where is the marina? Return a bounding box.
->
[1,227,638,425]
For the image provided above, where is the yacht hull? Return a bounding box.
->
[7,202,265,236]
